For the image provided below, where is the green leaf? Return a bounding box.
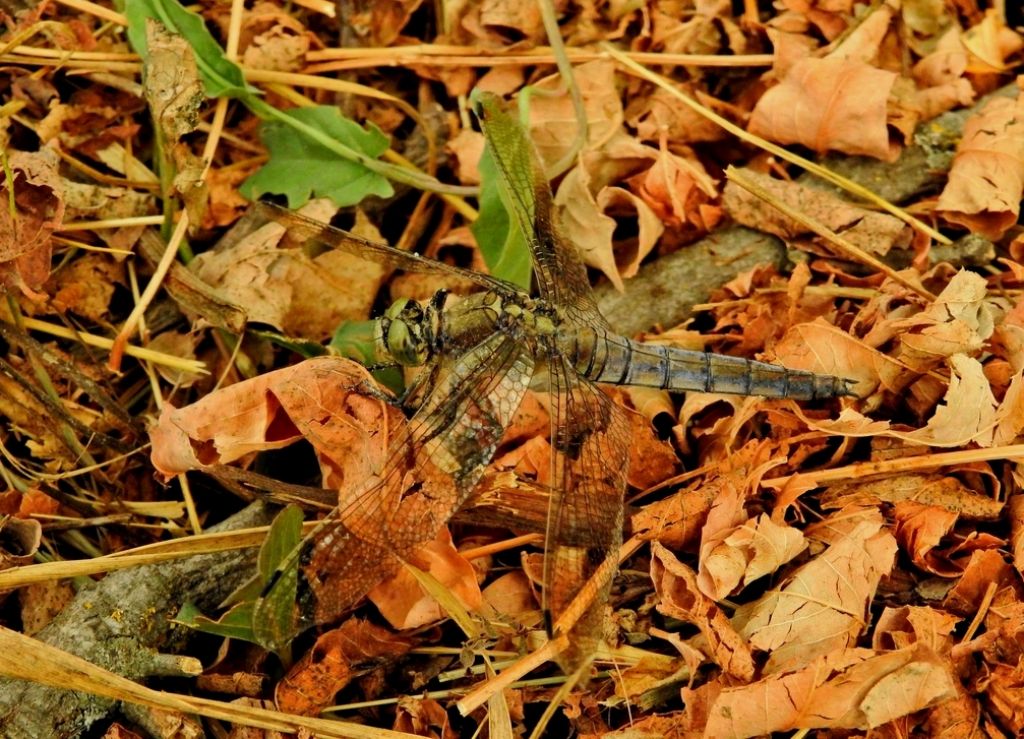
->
[471,144,533,290]
[257,504,304,584]
[240,106,394,209]
[248,328,328,359]
[330,319,404,395]
[123,0,253,99]
[174,506,305,655]
[251,504,304,654]
[176,600,258,642]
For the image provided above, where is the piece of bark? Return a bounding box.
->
[596,83,1017,337]
[0,502,274,738]
[138,230,247,333]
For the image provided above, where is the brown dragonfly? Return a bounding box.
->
[253,91,852,668]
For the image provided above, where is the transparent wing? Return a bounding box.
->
[257,203,517,293]
[541,344,631,668]
[256,331,534,640]
[471,93,608,325]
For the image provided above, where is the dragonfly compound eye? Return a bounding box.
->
[384,299,430,366]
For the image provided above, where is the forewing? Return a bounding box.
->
[256,331,535,643]
[471,92,608,325]
[541,346,631,668]
[257,202,513,292]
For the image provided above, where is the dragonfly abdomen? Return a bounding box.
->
[568,330,851,400]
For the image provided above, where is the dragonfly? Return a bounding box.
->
[253,90,853,667]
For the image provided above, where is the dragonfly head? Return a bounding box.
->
[382,298,432,367]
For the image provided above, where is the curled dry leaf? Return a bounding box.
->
[238,1,311,73]
[651,542,756,681]
[891,269,993,372]
[394,697,457,739]
[1011,494,1024,574]
[892,500,962,576]
[149,356,400,490]
[554,133,665,291]
[794,354,999,448]
[732,507,897,674]
[748,57,900,160]
[821,474,1004,522]
[873,605,960,653]
[527,59,623,168]
[275,617,412,716]
[367,527,482,630]
[626,144,721,237]
[191,201,387,339]
[695,443,798,600]
[936,93,1024,240]
[0,149,64,293]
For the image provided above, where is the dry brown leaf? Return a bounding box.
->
[481,570,537,627]
[821,474,1004,521]
[367,527,482,630]
[394,696,457,739]
[892,270,993,371]
[191,201,387,339]
[873,605,961,653]
[238,2,311,72]
[1011,494,1024,575]
[960,9,1024,73]
[550,133,667,280]
[626,143,721,237]
[275,617,412,716]
[625,85,729,144]
[732,508,897,673]
[748,56,899,160]
[651,542,756,681]
[943,548,1023,619]
[936,93,1024,239]
[695,644,957,737]
[631,483,716,551]
[893,500,961,576]
[695,445,799,600]
[479,0,542,43]
[722,168,910,257]
[527,60,623,168]
[0,149,64,294]
[47,252,125,322]
[149,357,398,488]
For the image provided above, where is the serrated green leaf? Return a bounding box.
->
[240,106,393,209]
[123,0,253,99]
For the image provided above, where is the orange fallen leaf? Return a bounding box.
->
[275,617,412,716]
[0,150,64,294]
[149,357,398,492]
[693,644,957,737]
[733,507,897,673]
[936,93,1024,239]
[651,542,756,681]
[748,57,899,160]
[368,526,482,630]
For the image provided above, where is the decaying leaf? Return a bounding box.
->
[936,93,1024,239]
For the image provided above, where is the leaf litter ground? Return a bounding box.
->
[1,1,1024,737]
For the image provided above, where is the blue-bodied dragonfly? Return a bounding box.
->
[254,91,853,666]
